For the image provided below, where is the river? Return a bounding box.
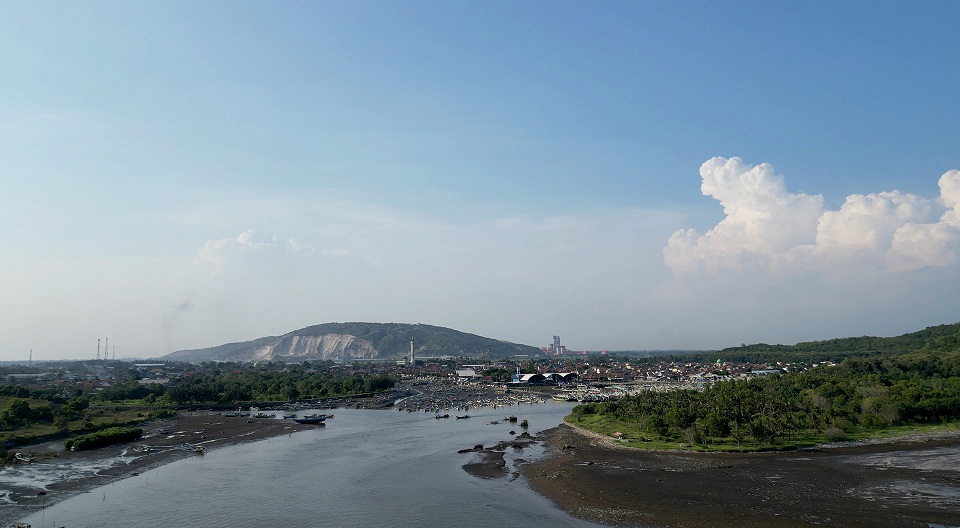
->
[20,401,606,528]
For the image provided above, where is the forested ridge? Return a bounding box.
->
[573,323,960,450]
[681,322,960,364]
[167,322,541,362]
[292,322,540,357]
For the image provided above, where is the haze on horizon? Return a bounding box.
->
[2,2,959,361]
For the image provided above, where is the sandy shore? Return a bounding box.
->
[0,413,325,526]
[520,423,960,528]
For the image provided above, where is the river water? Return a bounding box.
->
[21,401,605,528]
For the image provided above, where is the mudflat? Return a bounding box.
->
[521,424,960,528]
[0,413,322,526]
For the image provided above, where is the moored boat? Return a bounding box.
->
[14,453,35,463]
[293,415,327,424]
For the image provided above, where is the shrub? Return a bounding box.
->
[64,427,142,451]
[824,426,847,441]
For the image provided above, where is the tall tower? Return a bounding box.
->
[97,338,101,361]
[553,335,561,355]
[409,338,415,365]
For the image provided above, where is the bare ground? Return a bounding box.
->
[519,424,960,528]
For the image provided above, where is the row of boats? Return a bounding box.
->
[218,409,332,424]
[136,411,331,458]
[552,389,616,402]
[396,388,548,414]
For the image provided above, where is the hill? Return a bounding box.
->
[690,322,960,364]
[163,322,540,363]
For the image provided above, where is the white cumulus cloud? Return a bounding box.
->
[886,170,960,271]
[664,157,960,276]
[663,157,823,274]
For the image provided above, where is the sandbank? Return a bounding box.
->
[0,413,324,526]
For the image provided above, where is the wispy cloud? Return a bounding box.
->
[195,229,281,273]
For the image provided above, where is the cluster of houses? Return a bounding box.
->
[447,356,811,389]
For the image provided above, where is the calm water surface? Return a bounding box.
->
[23,401,606,528]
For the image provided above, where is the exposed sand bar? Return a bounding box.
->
[0,413,323,526]
[521,423,960,528]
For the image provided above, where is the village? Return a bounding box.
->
[2,353,829,407]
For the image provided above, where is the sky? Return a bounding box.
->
[2,1,959,360]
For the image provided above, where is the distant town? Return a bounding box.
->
[2,340,825,405]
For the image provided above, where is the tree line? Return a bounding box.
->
[573,348,960,449]
[0,366,396,448]
[156,370,396,405]
[669,322,960,365]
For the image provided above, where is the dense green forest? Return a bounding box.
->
[572,330,960,450]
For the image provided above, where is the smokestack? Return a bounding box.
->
[97,338,101,360]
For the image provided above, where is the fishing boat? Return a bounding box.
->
[293,414,327,424]
[178,443,205,453]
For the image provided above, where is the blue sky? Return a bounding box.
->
[2,1,959,359]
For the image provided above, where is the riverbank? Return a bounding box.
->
[0,413,323,526]
[521,422,960,528]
